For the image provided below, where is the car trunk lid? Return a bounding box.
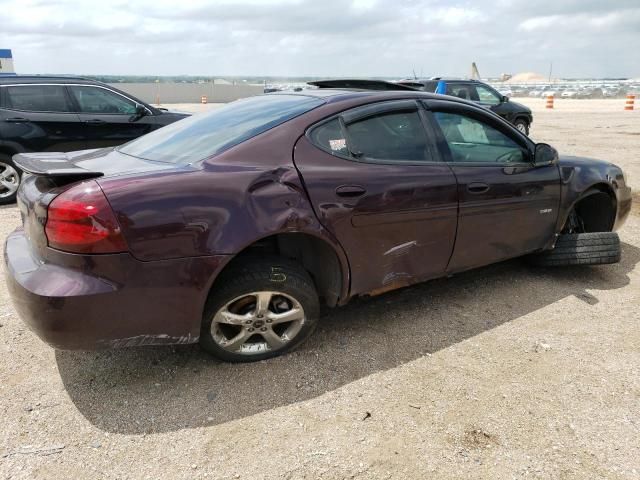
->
[13,148,178,259]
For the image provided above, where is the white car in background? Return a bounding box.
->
[529,86,553,97]
[562,90,579,98]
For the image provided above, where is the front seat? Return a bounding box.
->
[456,88,470,100]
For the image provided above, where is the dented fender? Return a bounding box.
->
[555,156,632,235]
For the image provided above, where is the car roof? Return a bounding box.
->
[268,88,474,107]
[0,75,103,85]
[405,77,484,83]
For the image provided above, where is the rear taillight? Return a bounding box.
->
[45,180,128,254]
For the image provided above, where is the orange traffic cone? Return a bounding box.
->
[625,94,635,111]
[545,95,554,109]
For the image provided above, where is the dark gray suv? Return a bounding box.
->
[0,76,189,204]
[398,78,533,135]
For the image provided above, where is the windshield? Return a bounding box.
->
[119,94,324,164]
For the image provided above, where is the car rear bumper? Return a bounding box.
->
[3,229,229,350]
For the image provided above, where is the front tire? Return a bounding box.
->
[0,153,21,205]
[513,118,530,136]
[200,256,320,362]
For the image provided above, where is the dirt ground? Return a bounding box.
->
[0,99,638,479]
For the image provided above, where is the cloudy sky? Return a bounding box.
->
[1,0,639,78]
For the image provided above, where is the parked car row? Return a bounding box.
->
[500,84,638,99]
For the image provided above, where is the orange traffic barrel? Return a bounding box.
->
[201,95,208,104]
[545,95,554,109]
[625,94,635,111]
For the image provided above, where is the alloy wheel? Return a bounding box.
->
[0,161,20,199]
[210,291,306,355]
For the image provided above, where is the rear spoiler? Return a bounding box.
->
[308,79,420,91]
[13,152,103,179]
[396,81,425,89]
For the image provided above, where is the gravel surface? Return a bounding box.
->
[0,99,638,479]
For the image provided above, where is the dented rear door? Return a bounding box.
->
[294,100,458,297]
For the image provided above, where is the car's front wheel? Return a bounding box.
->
[513,118,530,136]
[0,153,21,205]
[200,256,319,362]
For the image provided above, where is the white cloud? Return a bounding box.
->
[0,0,638,77]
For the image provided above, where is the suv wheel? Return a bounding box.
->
[513,118,530,135]
[200,256,320,362]
[0,153,21,205]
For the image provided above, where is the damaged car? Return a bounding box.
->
[3,89,632,362]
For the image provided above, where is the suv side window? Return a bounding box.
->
[433,111,527,164]
[475,84,501,105]
[345,110,431,163]
[69,86,137,114]
[445,83,478,101]
[4,85,71,112]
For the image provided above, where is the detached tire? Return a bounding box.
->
[0,153,22,206]
[530,232,620,267]
[200,256,319,362]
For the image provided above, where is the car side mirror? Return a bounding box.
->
[501,95,509,103]
[534,143,558,166]
[129,104,147,122]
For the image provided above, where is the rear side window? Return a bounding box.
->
[4,85,71,112]
[119,94,323,164]
[69,86,137,114]
[345,111,431,163]
[308,118,349,156]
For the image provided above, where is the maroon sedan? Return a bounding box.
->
[3,89,632,362]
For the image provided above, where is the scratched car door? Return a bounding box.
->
[426,102,561,272]
[294,100,459,296]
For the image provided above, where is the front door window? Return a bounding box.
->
[69,86,137,115]
[433,111,526,164]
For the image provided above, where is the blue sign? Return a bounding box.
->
[0,49,13,58]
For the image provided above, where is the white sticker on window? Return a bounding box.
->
[329,139,346,151]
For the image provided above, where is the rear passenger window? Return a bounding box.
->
[5,85,71,112]
[345,111,431,163]
[309,118,349,156]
